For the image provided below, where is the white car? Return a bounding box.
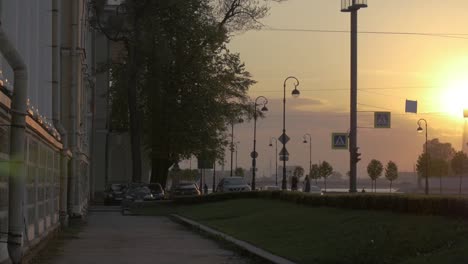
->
[309,185,323,195]
[216,177,251,192]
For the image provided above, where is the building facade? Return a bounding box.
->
[0,0,93,263]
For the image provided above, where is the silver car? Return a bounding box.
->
[216,177,251,192]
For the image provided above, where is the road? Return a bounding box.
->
[43,206,251,264]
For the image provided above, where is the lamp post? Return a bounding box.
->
[282,76,301,190]
[341,0,367,193]
[269,137,278,186]
[251,96,269,190]
[235,141,240,170]
[230,119,243,176]
[303,133,312,178]
[417,118,429,195]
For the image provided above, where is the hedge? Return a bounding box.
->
[173,191,468,219]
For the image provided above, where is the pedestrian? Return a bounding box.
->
[203,183,208,194]
[304,175,311,193]
[291,176,298,191]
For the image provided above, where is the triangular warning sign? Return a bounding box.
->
[377,115,387,125]
[332,133,348,150]
[335,136,346,146]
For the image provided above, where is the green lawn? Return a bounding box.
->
[141,199,468,264]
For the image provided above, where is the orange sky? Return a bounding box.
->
[188,1,468,178]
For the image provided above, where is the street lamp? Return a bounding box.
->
[235,141,240,170]
[251,96,269,191]
[303,133,312,178]
[282,76,300,190]
[269,137,278,186]
[417,118,429,195]
[230,118,243,176]
[341,0,367,193]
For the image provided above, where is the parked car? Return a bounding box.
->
[216,177,251,192]
[169,182,201,199]
[147,183,165,200]
[121,185,157,214]
[104,183,127,205]
[309,185,323,195]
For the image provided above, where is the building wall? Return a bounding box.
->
[60,0,92,215]
[0,0,94,262]
[0,0,53,120]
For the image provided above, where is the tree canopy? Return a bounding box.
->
[451,151,468,175]
[95,0,284,187]
[367,159,383,181]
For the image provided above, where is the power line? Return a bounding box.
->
[255,85,444,93]
[261,27,468,40]
[357,103,393,111]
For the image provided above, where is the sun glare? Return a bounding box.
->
[434,57,468,118]
[440,78,468,118]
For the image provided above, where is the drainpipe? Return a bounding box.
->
[52,0,69,226]
[67,0,79,216]
[0,5,28,264]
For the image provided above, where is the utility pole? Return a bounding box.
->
[341,0,367,193]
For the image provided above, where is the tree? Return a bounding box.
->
[385,161,398,193]
[416,152,430,178]
[432,158,449,194]
[319,161,333,192]
[425,138,455,161]
[293,166,305,178]
[91,0,286,187]
[310,164,320,185]
[234,167,245,177]
[451,151,468,195]
[367,159,383,192]
[291,166,304,191]
[90,0,153,183]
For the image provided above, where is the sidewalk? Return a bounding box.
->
[42,206,250,264]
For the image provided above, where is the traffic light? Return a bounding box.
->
[352,147,361,163]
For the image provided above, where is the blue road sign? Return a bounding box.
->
[332,133,348,150]
[374,112,391,128]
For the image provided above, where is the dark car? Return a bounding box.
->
[169,182,201,199]
[148,183,165,200]
[121,185,157,214]
[104,183,127,205]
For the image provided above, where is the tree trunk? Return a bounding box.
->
[151,156,172,188]
[127,44,142,183]
[127,13,143,183]
[440,175,442,194]
[390,180,392,193]
[459,173,462,195]
[324,178,327,192]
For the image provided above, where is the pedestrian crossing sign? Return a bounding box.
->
[374,112,391,128]
[332,133,348,150]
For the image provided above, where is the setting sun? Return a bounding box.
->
[433,57,468,118]
[440,78,468,117]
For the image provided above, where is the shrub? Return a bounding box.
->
[173,191,468,219]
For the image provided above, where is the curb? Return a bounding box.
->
[170,214,297,264]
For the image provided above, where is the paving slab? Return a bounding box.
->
[46,206,250,264]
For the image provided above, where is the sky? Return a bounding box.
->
[186,0,468,178]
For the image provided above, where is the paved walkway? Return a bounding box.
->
[46,206,250,264]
